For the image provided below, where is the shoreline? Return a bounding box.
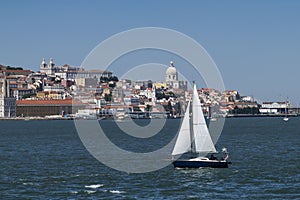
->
[226,113,298,118]
[0,114,299,120]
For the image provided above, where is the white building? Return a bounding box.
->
[259,102,289,114]
[165,61,187,90]
[0,78,16,117]
[40,58,112,81]
[241,96,254,102]
[40,58,55,75]
[0,97,16,117]
[261,102,289,109]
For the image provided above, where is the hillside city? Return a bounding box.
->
[0,59,295,119]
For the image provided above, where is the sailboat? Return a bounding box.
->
[172,83,230,168]
[283,99,289,122]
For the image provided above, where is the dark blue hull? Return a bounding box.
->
[173,160,229,168]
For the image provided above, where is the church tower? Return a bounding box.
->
[49,57,55,68]
[40,57,55,75]
[48,57,55,75]
[40,58,47,69]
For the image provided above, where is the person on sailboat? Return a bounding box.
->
[224,154,229,161]
[209,154,217,160]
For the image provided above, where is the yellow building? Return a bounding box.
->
[37,91,61,99]
[102,87,110,97]
[153,82,167,89]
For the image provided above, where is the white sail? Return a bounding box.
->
[172,101,191,156]
[192,84,217,154]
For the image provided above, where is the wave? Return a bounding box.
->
[22,182,34,186]
[85,184,104,189]
[109,190,125,194]
[85,190,96,194]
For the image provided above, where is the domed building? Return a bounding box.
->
[166,61,178,82]
[165,61,187,90]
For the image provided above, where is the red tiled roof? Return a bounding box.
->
[17,99,83,105]
[0,69,32,73]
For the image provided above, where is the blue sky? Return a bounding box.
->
[1,1,300,104]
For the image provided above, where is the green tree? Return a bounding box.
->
[133,106,141,112]
[109,76,119,82]
[22,93,36,99]
[6,66,23,70]
[104,94,112,102]
[146,104,152,111]
[100,76,109,83]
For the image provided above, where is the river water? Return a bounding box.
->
[0,118,299,199]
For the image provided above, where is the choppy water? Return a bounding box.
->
[0,118,299,199]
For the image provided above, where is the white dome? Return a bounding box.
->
[166,61,177,75]
[166,66,177,75]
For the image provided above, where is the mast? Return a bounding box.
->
[285,97,288,117]
[190,81,196,154]
[190,98,195,154]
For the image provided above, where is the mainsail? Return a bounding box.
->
[192,84,217,154]
[171,101,191,156]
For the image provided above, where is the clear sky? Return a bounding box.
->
[1,1,300,104]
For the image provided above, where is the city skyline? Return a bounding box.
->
[1,1,300,103]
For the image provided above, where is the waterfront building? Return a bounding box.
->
[0,77,16,117]
[16,99,84,117]
[0,97,16,117]
[259,101,289,114]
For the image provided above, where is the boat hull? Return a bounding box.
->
[173,159,229,168]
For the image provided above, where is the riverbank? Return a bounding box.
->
[0,114,299,120]
[226,113,298,118]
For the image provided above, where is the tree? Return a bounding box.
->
[108,82,116,88]
[133,106,141,112]
[229,106,260,115]
[22,93,36,99]
[109,76,119,82]
[104,94,112,102]
[6,66,23,70]
[100,76,109,83]
[146,104,152,111]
